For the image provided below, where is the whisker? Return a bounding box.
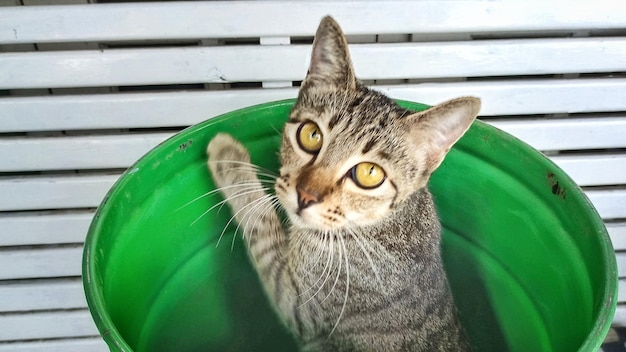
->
[208,160,278,178]
[214,188,270,247]
[177,182,263,212]
[237,194,277,250]
[320,233,343,305]
[232,194,273,250]
[189,185,268,227]
[329,232,350,337]
[298,231,334,306]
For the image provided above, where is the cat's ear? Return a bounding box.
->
[406,97,481,174]
[301,16,357,92]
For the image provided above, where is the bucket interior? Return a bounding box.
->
[83,100,616,352]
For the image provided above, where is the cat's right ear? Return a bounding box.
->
[301,16,357,92]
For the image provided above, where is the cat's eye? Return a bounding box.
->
[351,162,386,189]
[297,121,323,153]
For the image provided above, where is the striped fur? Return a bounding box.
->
[207,16,479,351]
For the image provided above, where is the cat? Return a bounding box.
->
[207,16,479,352]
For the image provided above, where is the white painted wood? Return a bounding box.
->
[0,310,98,342]
[1,1,625,44]
[0,89,296,132]
[587,190,626,220]
[0,337,108,352]
[0,133,623,186]
[0,246,83,280]
[1,0,624,342]
[2,79,626,133]
[0,188,618,280]
[0,133,174,172]
[0,174,118,212]
[0,211,93,246]
[616,252,626,278]
[551,154,626,187]
[0,175,622,217]
[2,38,625,89]
[612,306,626,327]
[383,79,626,116]
[608,223,626,251]
[2,211,622,251]
[619,279,626,303]
[0,279,87,312]
[490,117,626,151]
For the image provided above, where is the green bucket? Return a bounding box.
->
[83,99,616,352]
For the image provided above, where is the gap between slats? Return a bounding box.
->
[1,1,625,44]
[2,78,626,132]
[2,38,625,89]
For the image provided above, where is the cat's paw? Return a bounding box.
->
[207,133,252,188]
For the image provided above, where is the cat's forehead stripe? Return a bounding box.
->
[362,138,377,154]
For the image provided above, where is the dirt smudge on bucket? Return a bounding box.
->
[547,172,566,200]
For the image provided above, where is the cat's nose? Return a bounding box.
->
[296,185,320,210]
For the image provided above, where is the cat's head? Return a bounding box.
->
[275,16,480,231]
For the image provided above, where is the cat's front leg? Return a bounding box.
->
[207,134,300,331]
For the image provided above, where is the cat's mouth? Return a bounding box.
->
[287,205,346,231]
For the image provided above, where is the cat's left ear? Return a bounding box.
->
[406,97,481,174]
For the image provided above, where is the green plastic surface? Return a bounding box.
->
[83,100,617,352]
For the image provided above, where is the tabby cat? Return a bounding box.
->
[207,16,479,351]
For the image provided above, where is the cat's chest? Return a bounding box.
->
[288,236,413,301]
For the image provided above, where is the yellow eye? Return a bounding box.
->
[297,121,323,153]
[351,162,386,189]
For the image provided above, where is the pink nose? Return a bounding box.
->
[296,186,320,210]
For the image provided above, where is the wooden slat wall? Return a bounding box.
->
[0,1,624,350]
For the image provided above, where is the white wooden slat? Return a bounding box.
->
[550,154,626,187]
[385,79,626,117]
[0,337,108,352]
[2,38,625,89]
[617,253,626,278]
[0,246,83,280]
[2,78,626,133]
[0,89,295,132]
[587,190,626,220]
[490,117,626,151]
[0,177,623,219]
[0,211,93,246]
[0,133,173,172]
[608,223,626,251]
[612,306,626,327]
[0,190,618,280]
[1,133,624,187]
[1,1,625,44]
[619,279,626,303]
[0,174,117,212]
[0,279,86,312]
[3,209,617,249]
[0,310,98,342]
